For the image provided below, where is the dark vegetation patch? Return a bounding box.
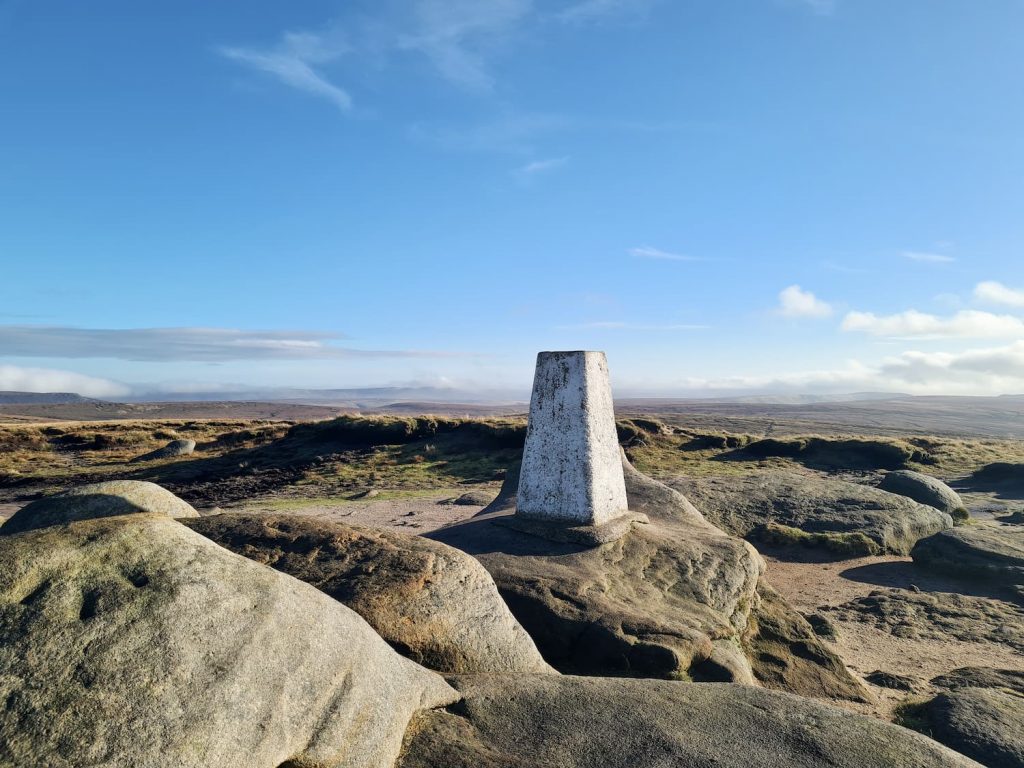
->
[737,436,933,470]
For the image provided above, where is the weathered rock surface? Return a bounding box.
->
[865,670,924,693]
[185,513,553,674]
[933,667,1024,695]
[824,588,1024,652]
[912,688,1024,768]
[448,489,497,506]
[912,524,1024,587]
[671,470,953,555]
[399,675,981,768]
[431,458,866,701]
[0,514,456,768]
[0,480,199,536]
[131,438,196,462]
[743,583,870,702]
[879,469,965,516]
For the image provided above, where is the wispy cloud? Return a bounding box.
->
[219,31,352,112]
[557,0,656,23]
[841,309,1024,339]
[975,281,1024,309]
[628,246,698,262]
[513,156,569,180]
[560,321,708,331]
[410,112,571,154]
[0,326,458,362]
[777,285,833,318]
[0,365,129,398]
[398,0,532,90]
[902,250,955,264]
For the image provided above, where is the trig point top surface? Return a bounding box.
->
[516,351,629,526]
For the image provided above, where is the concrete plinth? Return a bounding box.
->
[514,351,635,542]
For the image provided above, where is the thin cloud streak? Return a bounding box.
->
[903,250,955,264]
[628,246,699,262]
[559,321,709,331]
[513,156,569,179]
[0,326,460,362]
[219,31,352,111]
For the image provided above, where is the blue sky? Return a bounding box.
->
[2,0,1023,399]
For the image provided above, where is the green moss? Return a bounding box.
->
[755,522,881,557]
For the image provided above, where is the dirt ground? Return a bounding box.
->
[761,546,1023,718]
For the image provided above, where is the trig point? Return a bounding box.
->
[503,351,646,546]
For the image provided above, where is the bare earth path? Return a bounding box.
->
[762,547,1024,718]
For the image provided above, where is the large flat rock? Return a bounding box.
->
[0,514,456,768]
[823,588,1024,652]
[185,513,553,674]
[0,480,199,536]
[430,457,868,701]
[671,470,953,555]
[399,675,981,768]
[914,688,1024,768]
[912,524,1024,587]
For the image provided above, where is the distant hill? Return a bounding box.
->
[0,391,97,405]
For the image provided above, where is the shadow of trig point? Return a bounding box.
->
[499,351,648,546]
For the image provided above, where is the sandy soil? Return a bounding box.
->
[218,487,493,534]
[761,546,1023,718]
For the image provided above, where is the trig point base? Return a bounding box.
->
[498,350,646,546]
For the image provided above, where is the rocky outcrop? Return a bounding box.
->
[671,471,953,555]
[743,583,870,702]
[912,524,1024,587]
[879,470,965,516]
[185,514,553,675]
[131,438,196,462]
[933,667,1024,695]
[0,514,456,768]
[399,675,981,768]
[431,459,762,682]
[430,457,867,701]
[909,688,1024,768]
[0,480,199,535]
[824,588,1024,652]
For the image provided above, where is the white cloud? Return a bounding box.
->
[513,156,569,179]
[0,326,456,362]
[975,281,1024,309]
[777,285,833,318]
[628,246,697,262]
[650,340,1024,396]
[0,365,129,398]
[841,309,1024,339]
[219,31,352,111]
[902,250,955,264]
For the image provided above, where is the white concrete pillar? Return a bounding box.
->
[516,351,629,526]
